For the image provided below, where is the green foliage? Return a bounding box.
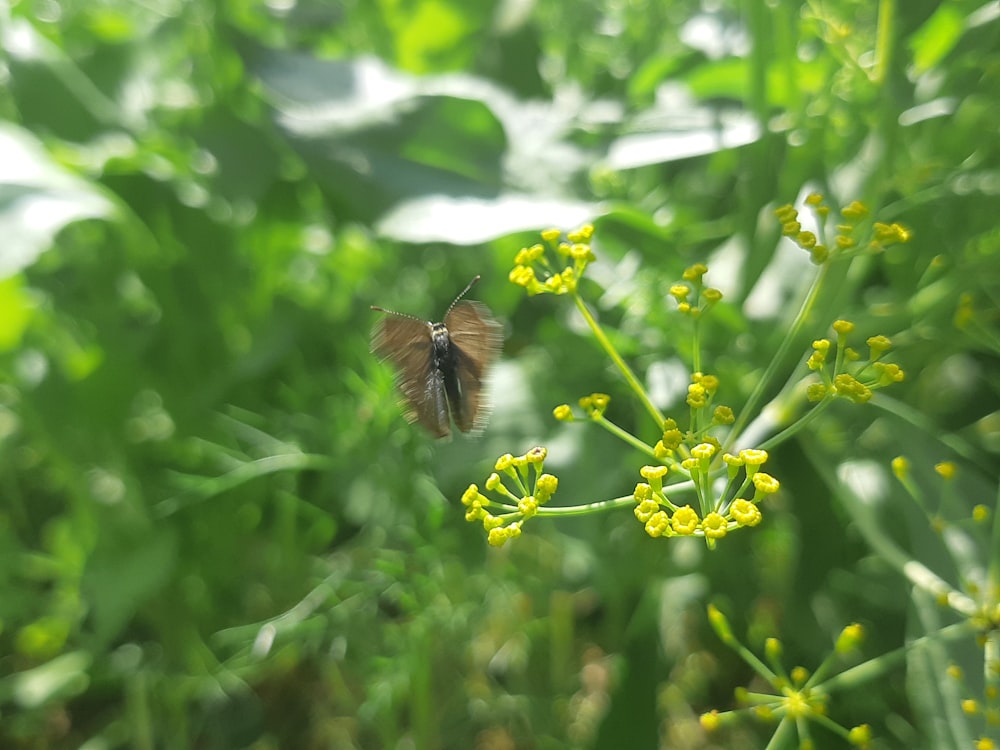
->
[1,0,999,748]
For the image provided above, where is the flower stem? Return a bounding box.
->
[535,495,636,518]
[723,262,829,456]
[572,292,665,427]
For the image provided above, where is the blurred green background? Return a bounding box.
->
[1,0,999,748]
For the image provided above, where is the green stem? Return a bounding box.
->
[819,621,973,693]
[154,453,336,518]
[572,292,665,427]
[756,396,836,452]
[723,262,829,456]
[595,416,658,458]
[535,495,636,518]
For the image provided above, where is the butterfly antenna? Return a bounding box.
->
[444,275,482,316]
[370,305,425,323]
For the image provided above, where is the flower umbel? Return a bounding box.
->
[464,448,560,547]
[702,608,873,747]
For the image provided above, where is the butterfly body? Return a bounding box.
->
[372,279,503,438]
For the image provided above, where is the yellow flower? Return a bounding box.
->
[866,334,892,357]
[644,511,670,538]
[536,474,558,502]
[526,446,547,463]
[671,506,699,535]
[640,465,668,481]
[461,484,481,506]
[518,495,538,517]
[752,473,780,495]
[730,499,761,526]
[509,265,536,286]
[634,498,659,524]
[806,383,828,401]
[701,512,728,539]
[691,443,716,460]
[541,228,562,242]
[712,405,735,424]
[485,473,501,491]
[833,319,854,335]
[739,448,768,466]
[796,231,817,249]
[495,454,514,471]
[669,284,690,301]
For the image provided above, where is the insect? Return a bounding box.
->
[371,276,503,438]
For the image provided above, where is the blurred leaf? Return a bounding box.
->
[376,191,596,243]
[11,651,91,709]
[81,524,178,646]
[909,4,965,75]
[0,124,115,279]
[0,276,34,351]
[604,111,759,170]
[247,47,597,240]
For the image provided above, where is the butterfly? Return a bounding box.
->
[371,276,503,438]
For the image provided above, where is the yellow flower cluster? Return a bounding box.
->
[806,319,905,403]
[632,447,779,542]
[776,194,911,265]
[462,447,558,547]
[670,264,723,317]
[509,225,595,296]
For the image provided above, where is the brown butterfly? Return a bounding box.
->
[371,276,503,438]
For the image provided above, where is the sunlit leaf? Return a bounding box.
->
[0,124,115,279]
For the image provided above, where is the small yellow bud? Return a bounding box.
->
[669,284,690,301]
[805,193,824,206]
[540,228,561,242]
[848,724,872,746]
[934,462,957,480]
[495,454,514,471]
[841,200,869,220]
[682,263,708,282]
[833,319,855,335]
[553,404,574,421]
[972,504,990,523]
[707,603,734,643]
[810,244,829,264]
[790,665,810,685]
[891,456,909,480]
[485,473,501,491]
[712,405,735,425]
[699,711,721,731]
[836,623,864,653]
[796,231,817,249]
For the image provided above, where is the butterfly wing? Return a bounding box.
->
[371,316,451,438]
[444,300,504,433]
